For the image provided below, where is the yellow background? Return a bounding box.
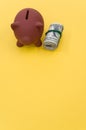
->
[0,0,86,130]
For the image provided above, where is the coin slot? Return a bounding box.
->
[25,10,29,20]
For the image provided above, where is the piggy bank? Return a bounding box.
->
[11,8,44,47]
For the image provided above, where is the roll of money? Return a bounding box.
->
[43,23,64,50]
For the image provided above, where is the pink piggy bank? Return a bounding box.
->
[11,8,44,47]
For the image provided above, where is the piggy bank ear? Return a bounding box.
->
[11,22,19,30]
[36,22,43,31]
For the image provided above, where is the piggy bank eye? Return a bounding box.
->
[25,10,29,20]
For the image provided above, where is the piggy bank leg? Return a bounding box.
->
[35,39,42,47]
[17,41,24,47]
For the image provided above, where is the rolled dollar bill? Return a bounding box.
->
[43,23,64,50]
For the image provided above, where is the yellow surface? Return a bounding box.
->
[0,0,86,130]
